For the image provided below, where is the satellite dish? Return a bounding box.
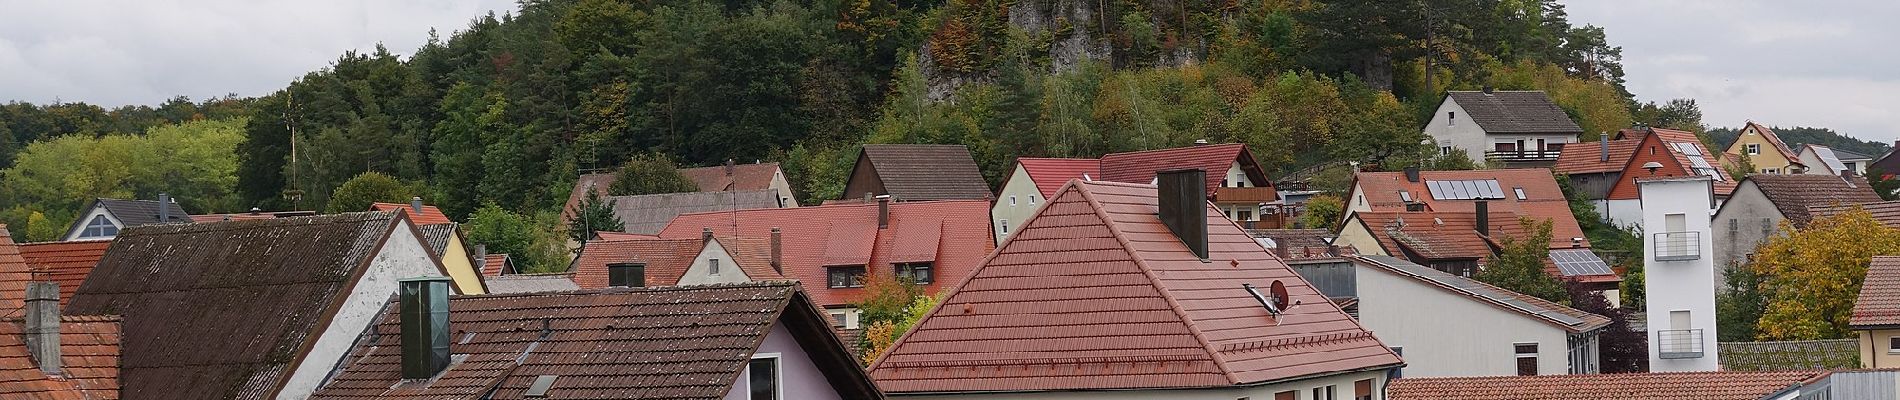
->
[1245,281,1297,325]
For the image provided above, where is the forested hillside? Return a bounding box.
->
[1709,126,1890,158]
[1,0,1704,241]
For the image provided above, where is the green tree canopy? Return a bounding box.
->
[464,204,569,274]
[1476,218,1568,304]
[1755,208,1900,340]
[608,152,698,196]
[567,190,625,242]
[325,172,420,213]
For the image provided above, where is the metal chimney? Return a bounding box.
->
[770,227,783,275]
[24,282,59,374]
[411,196,425,214]
[1475,200,1490,236]
[157,193,171,222]
[1157,169,1209,261]
[400,277,452,380]
[1600,135,1610,162]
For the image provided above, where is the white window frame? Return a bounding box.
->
[1888,336,1900,355]
[747,353,783,400]
[1514,342,1539,376]
[1513,187,1526,200]
[1009,195,1017,206]
[709,258,721,276]
[81,214,118,239]
[1028,195,1037,205]
[1746,143,1761,155]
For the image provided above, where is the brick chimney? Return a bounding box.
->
[1157,169,1209,261]
[24,282,59,374]
[769,227,783,276]
[1404,166,1421,183]
[725,159,736,176]
[702,227,714,243]
[877,195,891,229]
[400,277,452,380]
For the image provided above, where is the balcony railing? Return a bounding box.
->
[1657,329,1705,359]
[1653,231,1701,261]
[1484,149,1562,161]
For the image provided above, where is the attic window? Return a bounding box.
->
[748,356,781,400]
[827,266,866,288]
[80,215,118,238]
[1746,143,1761,155]
[709,258,721,276]
[895,262,934,284]
[525,375,558,397]
[1028,195,1037,205]
[1448,111,1456,126]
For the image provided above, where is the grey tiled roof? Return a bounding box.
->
[96,198,194,226]
[482,273,581,294]
[608,190,782,234]
[414,222,458,256]
[1447,91,1583,134]
[858,144,991,201]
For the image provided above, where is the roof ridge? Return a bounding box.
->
[1356,256,1610,332]
[451,280,800,300]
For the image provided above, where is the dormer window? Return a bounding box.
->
[895,262,934,284]
[608,263,646,287]
[827,265,866,288]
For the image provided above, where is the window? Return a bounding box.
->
[1889,337,1900,354]
[827,266,867,288]
[1650,146,1657,155]
[828,311,848,328]
[1009,195,1018,206]
[1313,385,1336,400]
[1354,379,1374,400]
[709,258,721,275]
[1760,218,1773,237]
[748,356,779,400]
[1746,143,1761,155]
[1846,162,1859,171]
[1391,347,1404,378]
[1222,178,1231,187]
[1440,146,1452,156]
[80,215,117,238]
[1513,187,1526,200]
[895,262,934,284]
[1447,111,1456,126]
[1275,391,1297,400]
[1515,342,1538,376]
[999,219,1009,236]
[1029,195,1037,205]
[608,263,645,287]
[1238,209,1254,221]
[1728,218,1738,234]
[1398,190,1413,202]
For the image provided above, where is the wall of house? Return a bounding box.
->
[840,156,887,201]
[1595,198,1644,229]
[439,234,486,295]
[1216,162,1266,223]
[1857,329,1900,369]
[1639,178,1722,372]
[1569,172,1620,201]
[723,322,846,400]
[279,219,447,399]
[991,166,1045,243]
[1711,180,1782,289]
[770,169,801,208]
[60,205,120,242]
[1726,125,1799,174]
[888,370,1391,400]
[1356,266,1575,377]
[678,239,752,286]
[1334,218,1389,257]
[1424,97,1490,162]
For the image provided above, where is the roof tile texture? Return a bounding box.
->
[1013,158,1102,198]
[370,203,452,225]
[869,181,1399,393]
[1445,91,1583,133]
[1853,256,1900,327]
[1811,200,1900,227]
[0,228,27,313]
[563,163,785,217]
[1553,137,1640,174]
[856,144,992,201]
[1387,370,1819,400]
[0,316,123,399]
[16,241,112,306]
[571,239,703,288]
[94,199,193,226]
[1605,128,1737,199]
[1099,143,1267,197]
[1356,256,1609,333]
[1353,168,1589,247]
[1744,174,1882,227]
[607,190,782,234]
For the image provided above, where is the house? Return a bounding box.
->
[570,234,783,290]
[412,222,488,294]
[17,240,113,305]
[1723,122,1806,175]
[655,199,993,329]
[62,195,193,241]
[1639,176,1722,371]
[309,281,883,399]
[1711,174,1879,277]
[1595,127,1734,227]
[65,211,452,400]
[992,143,1281,242]
[868,173,1403,399]
[604,190,784,235]
[1353,256,1609,377]
[564,160,799,217]
[1798,144,1872,176]
[1250,228,1345,259]
[1387,370,1823,400]
[479,253,513,277]
[1851,256,1900,368]
[840,144,991,202]
[481,273,581,294]
[1870,141,1900,180]
[1423,90,1582,166]
[0,232,122,399]
[1552,134,1642,200]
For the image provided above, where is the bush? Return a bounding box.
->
[608,152,698,196]
[327,172,421,213]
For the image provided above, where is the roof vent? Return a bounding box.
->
[1193,139,1210,145]
[525,375,559,397]
[1157,169,1209,261]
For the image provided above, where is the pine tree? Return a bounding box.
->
[567,190,624,242]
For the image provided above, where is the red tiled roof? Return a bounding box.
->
[0,227,27,314]
[716,237,786,281]
[657,201,993,307]
[1811,200,1900,228]
[369,203,452,225]
[1099,143,1269,197]
[1740,174,1882,228]
[1349,211,1529,260]
[1012,158,1101,198]
[479,254,511,277]
[17,241,112,306]
[1553,138,1640,174]
[1605,128,1738,199]
[1853,256,1900,327]
[593,231,657,241]
[1352,168,1590,247]
[571,239,702,288]
[1387,370,1819,400]
[310,282,882,399]
[0,315,123,399]
[869,181,1400,393]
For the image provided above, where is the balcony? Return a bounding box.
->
[1657,329,1705,359]
[1653,232,1701,261]
[1484,149,1562,161]
[1213,186,1279,203]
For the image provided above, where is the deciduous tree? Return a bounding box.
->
[1755,208,1900,340]
[608,152,698,196]
[1477,218,1568,304]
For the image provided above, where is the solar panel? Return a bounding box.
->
[1673,142,1703,156]
[1425,179,1504,200]
[1549,249,1614,276]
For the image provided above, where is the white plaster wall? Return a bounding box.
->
[890,370,1390,400]
[770,169,800,208]
[1710,181,1783,289]
[1597,198,1645,229]
[1638,178,1722,372]
[1346,183,1372,216]
[1356,265,1572,377]
[723,323,845,400]
[61,205,121,241]
[280,219,450,399]
[1423,97,1490,162]
[677,238,753,286]
[991,166,1044,243]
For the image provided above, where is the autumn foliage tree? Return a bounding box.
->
[853,272,939,366]
[1754,208,1900,340]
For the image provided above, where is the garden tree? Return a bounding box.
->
[1566,281,1647,373]
[1632,98,1708,143]
[1424,149,1481,171]
[1485,60,1632,141]
[1729,155,1757,182]
[1476,218,1569,304]
[1329,81,1426,166]
[325,172,419,213]
[608,152,699,196]
[567,190,624,242]
[0,208,64,243]
[463,204,569,274]
[1873,175,1900,201]
[1717,262,1768,342]
[1754,209,1900,340]
[853,273,937,366]
[1298,195,1344,230]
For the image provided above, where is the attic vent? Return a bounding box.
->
[525,375,559,397]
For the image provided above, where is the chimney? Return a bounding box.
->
[1600,135,1610,162]
[863,192,873,203]
[24,282,59,374]
[1482,85,1494,94]
[702,227,714,243]
[725,159,736,176]
[400,277,452,380]
[769,227,783,275]
[1404,166,1421,183]
[411,196,425,214]
[157,193,171,222]
[473,244,488,272]
[1475,200,1490,236]
[876,195,891,229]
[1157,169,1209,261]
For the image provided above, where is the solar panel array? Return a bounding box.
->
[1425,179,1505,200]
[1361,256,1589,326]
[1549,248,1614,276]
[1674,142,1726,181]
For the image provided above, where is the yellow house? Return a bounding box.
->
[1853,256,1900,368]
[1722,122,1806,174]
[414,222,488,294]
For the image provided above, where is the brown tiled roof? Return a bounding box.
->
[563,163,786,217]
[1356,256,1610,333]
[1010,158,1101,198]
[188,210,316,223]
[1098,143,1272,197]
[854,144,992,201]
[414,222,459,257]
[0,315,123,399]
[1811,200,1900,227]
[481,273,580,294]
[1445,91,1583,133]
[0,227,28,315]
[607,190,782,234]
[1349,211,1528,261]
[65,212,412,400]
[657,200,993,307]
[869,181,1400,393]
[310,282,882,399]
[1853,256,1900,327]
[1387,370,1819,400]
[570,239,703,288]
[1354,168,1590,247]
[1248,228,1331,249]
[369,203,452,225]
[17,240,113,306]
[1553,137,1640,174]
[1742,174,1881,227]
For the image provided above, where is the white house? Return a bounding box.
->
[61,196,193,241]
[1799,144,1875,177]
[1339,256,1609,377]
[1423,90,1583,166]
[1638,175,1721,371]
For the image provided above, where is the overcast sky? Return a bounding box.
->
[1,1,1892,142]
[1566,1,1900,143]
